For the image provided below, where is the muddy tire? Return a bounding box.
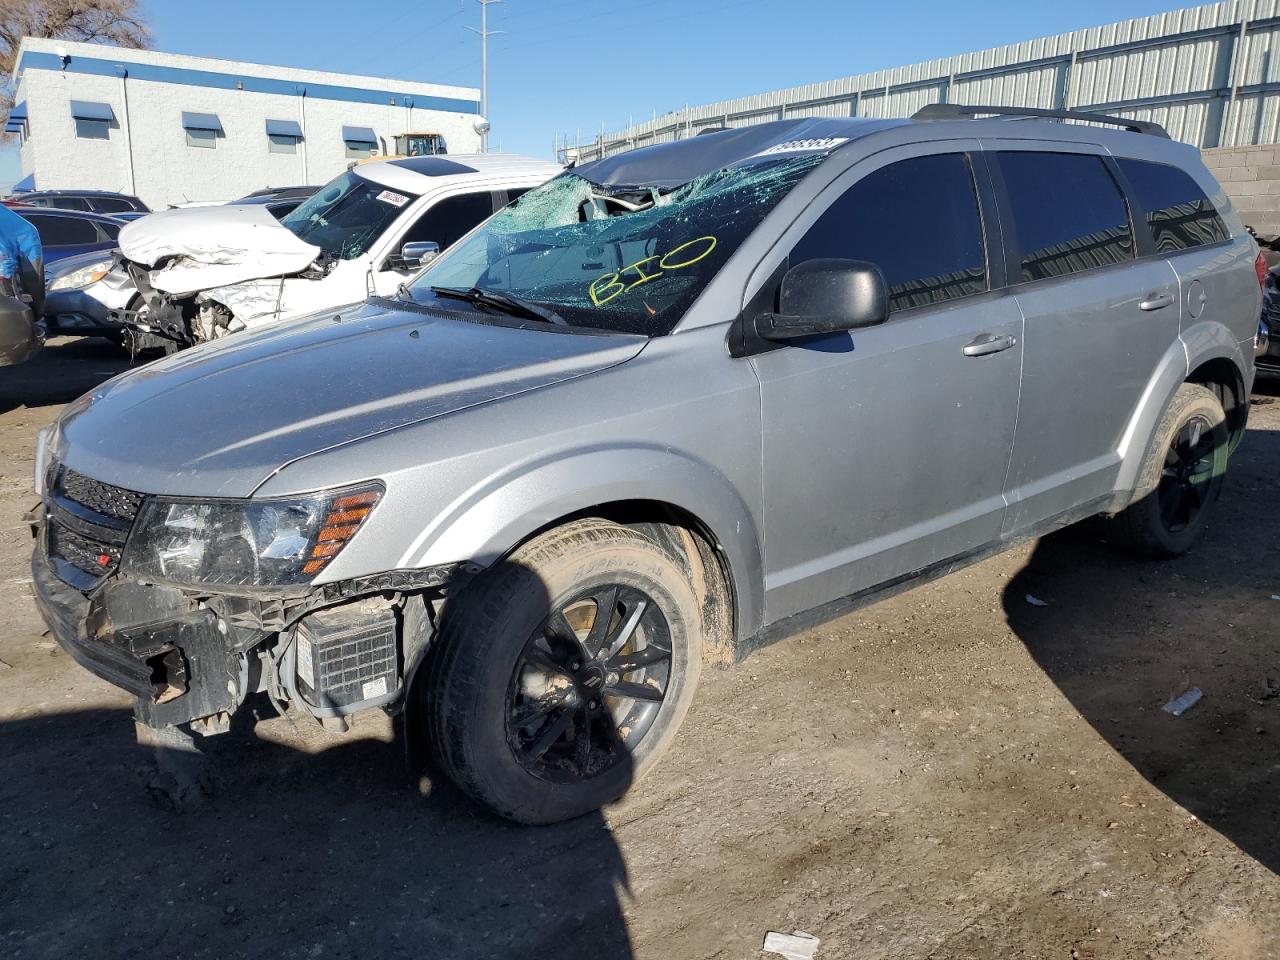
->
[425,519,703,824]
[1110,383,1229,558]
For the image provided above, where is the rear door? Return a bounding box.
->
[988,145,1181,535]
[754,146,1023,623]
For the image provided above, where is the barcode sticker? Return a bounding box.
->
[296,635,314,688]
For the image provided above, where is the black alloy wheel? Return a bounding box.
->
[1157,414,1217,534]
[506,584,673,783]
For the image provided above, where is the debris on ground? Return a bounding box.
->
[1162,687,1203,716]
[764,930,820,959]
[1024,594,1049,607]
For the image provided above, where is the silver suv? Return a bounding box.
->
[31,107,1260,823]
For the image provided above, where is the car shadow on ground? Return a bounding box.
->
[0,336,133,415]
[1004,414,1280,875]
[1,551,639,959]
[0,702,636,959]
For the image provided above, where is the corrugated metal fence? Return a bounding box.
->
[566,0,1280,162]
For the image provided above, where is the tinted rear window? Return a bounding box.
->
[789,152,988,312]
[26,214,99,246]
[1116,158,1230,252]
[90,197,133,213]
[997,152,1133,282]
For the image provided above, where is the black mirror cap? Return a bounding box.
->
[758,258,889,340]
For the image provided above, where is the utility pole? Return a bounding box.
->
[467,0,503,152]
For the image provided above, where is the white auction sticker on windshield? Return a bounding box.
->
[376,190,409,207]
[749,137,850,158]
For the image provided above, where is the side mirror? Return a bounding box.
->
[399,240,440,269]
[755,258,888,341]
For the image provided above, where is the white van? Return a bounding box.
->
[117,154,562,347]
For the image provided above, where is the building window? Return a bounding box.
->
[181,111,223,150]
[265,119,303,155]
[75,118,110,140]
[70,100,114,141]
[342,125,378,159]
[186,128,217,149]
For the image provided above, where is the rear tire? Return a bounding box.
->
[1110,383,1229,558]
[425,519,703,824]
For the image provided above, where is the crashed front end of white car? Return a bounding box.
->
[117,203,331,349]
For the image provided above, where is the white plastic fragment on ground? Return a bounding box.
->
[763,930,820,960]
[1024,594,1049,607]
[1162,687,1203,716]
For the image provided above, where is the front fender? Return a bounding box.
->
[403,443,766,638]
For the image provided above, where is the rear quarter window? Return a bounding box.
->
[1116,158,1230,252]
[997,152,1134,283]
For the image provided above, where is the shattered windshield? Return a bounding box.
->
[411,152,827,336]
[280,170,417,260]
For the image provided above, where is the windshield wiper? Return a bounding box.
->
[430,286,568,326]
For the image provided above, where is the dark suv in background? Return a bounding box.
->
[5,190,149,216]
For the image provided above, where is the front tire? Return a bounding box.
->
[1110,383,1229,557]
[425,519,703,824]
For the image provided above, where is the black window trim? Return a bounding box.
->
[987,146,1139,291]
[1107,154,1235,261]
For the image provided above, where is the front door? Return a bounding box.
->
[754,148,1023,624]
[370,191,498,297]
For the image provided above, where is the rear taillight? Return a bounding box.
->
[1256,251,1268,287]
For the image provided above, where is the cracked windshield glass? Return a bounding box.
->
[412,151,828,336]
[281,170,417,260]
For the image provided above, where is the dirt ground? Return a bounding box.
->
[1,337,1278,960]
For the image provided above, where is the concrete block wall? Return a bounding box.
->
[1201,146,1280,235]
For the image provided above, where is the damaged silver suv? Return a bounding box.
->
[32,106,1260,823]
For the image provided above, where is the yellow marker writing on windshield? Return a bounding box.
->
[589,236,718,307]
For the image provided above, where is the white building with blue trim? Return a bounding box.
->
[6,37,483,208]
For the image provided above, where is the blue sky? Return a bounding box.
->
[3,0,1189,186]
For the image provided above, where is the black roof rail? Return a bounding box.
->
[911,103,1170,139]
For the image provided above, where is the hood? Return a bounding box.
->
[53,301,645,498]
[118,204,321,295]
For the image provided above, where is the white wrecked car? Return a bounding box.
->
[118,154,562,347]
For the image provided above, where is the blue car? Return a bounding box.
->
[12,206,122,265]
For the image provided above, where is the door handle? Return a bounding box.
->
[1139,292,1174,311]
[962,333,1018,357]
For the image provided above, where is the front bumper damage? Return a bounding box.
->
[31,502,474,733]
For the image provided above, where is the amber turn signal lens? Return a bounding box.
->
[301,486,382,576]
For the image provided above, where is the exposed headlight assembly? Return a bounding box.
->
[48,258,113,291]
[122,483,382,590]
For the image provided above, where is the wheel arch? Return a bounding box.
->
[1115,329,1248,497]
[405,446,765,647]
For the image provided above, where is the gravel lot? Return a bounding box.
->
[1,338,1278,960]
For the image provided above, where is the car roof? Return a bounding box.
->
[354,153,564,193]
[10,204,123,224]
[573,113,1200,190]
[576,117,907,188]
[23,189,141,199]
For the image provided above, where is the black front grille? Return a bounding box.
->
[49,522,122,578]
[58,467,144,523]
[45,465,142,590]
